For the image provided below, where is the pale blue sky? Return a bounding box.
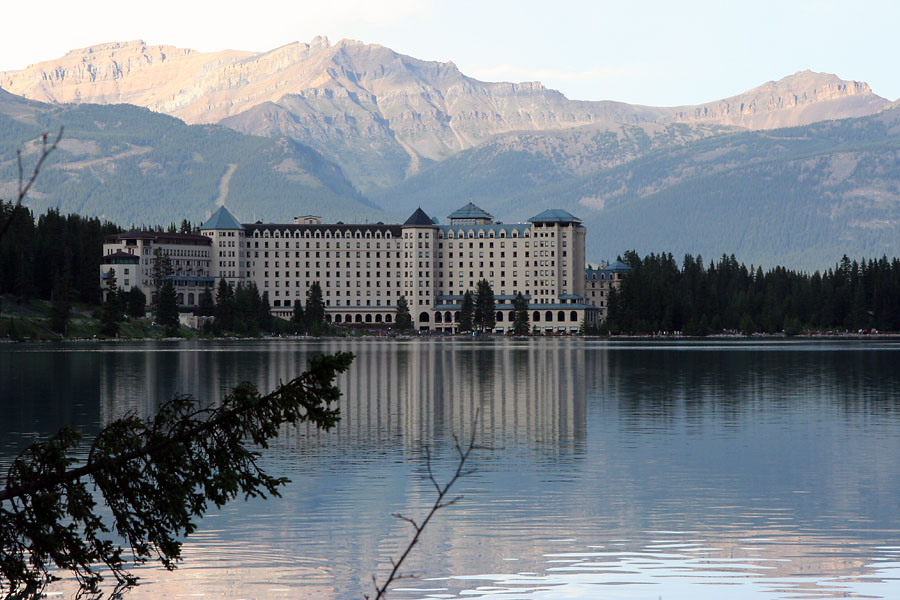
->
[4,0,898,105]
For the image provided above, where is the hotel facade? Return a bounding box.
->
[101,203,628,333]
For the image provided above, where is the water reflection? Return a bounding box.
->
[1,340,899,599]
[96,341,588,457]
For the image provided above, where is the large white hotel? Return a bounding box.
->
[101,203,628,333]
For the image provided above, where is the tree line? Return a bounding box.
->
[606,251,900,335]
[0,201,120,306]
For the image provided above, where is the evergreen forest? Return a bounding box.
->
[607,251,900,335]
[6,203,900,336]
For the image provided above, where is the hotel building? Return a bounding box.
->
[101,203,628,333]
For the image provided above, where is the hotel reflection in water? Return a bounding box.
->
[99,340,593,453]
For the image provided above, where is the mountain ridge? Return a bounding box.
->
[2,38,889,192]
[2,39,899,270]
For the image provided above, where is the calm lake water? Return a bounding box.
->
[2,339,900,599]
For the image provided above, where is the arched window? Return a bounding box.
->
[435,312,443,323]
[545,311,553,322]
[365,314,372,323]
[570,311,578,321]
[533,311,540,322]
[496,311,503,322]
[187,293,195,305]
[419,312,430,322]
[355,314,363,323]
[558,311,565,322]
[325,314,332,322]
[375,314,383,323]
[335,314,343,323]
[385,314,393,323]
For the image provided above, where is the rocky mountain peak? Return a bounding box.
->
[670,70,887,129]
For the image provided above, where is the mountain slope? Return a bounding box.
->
[4,39,888,193]
[670,70,890,129]
[381,108,900,270]
[0,96,382,226]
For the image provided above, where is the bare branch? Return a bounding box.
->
[370,411,480,600]
[0,127,63,242]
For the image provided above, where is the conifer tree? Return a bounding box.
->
[258,291,273,332]
[127,287,146,318]
[305,282,326,334]
[49,277,71,336]
[100,277,121,337]
[104,268,117,303]
[155,280,179,336]
[291,300,306,333]
[395,295,412,331]
[150,249,174,290]
[512,293,530,335]
[474,280,496,332]
[214,279,235,332]
[197,286,214,317]
[459,291,474,332]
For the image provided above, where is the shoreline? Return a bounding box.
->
[4,331,900,345]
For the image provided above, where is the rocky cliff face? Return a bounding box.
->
[1,40,890,192]
[669,70,889,129]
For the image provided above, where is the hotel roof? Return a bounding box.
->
[200,206,244,230]
[403,207,437,226]
[448,202,494,221]
[528,209,582,224]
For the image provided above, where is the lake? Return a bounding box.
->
[2,339,900,599]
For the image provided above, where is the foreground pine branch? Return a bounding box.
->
[0,351,353,596]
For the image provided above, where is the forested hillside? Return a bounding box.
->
[380,107,900,270]
[0,94,384,226]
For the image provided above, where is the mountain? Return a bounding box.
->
[0,38,668,191]
[4,39,888,194]
[670,70,890,129]
[2,38,898,269]
[380,106,900,269]
[0,93,381,226]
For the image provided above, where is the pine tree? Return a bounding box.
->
[395,295,412,331]
[100,295,120,337]
[104,268,117,303]
[49,277,71,336]
[155,280,180,336]
[258,291,273,332]
[197,286,214,317]
[512,293,530,335]
[233,283,259,335]
[291,301,306,333]
[459,291,474,333]
[474,280,496,332]
[150,248,174,290]
[215,279,235,332]
[305,282,326,335]
[127,287,147,318]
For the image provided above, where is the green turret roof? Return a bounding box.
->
[448,202,493,221]
[528,209,581,224]
[200,206,244,230]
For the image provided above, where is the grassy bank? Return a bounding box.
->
[0,296,196,341]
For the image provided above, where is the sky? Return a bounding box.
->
[3,0,899,106]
